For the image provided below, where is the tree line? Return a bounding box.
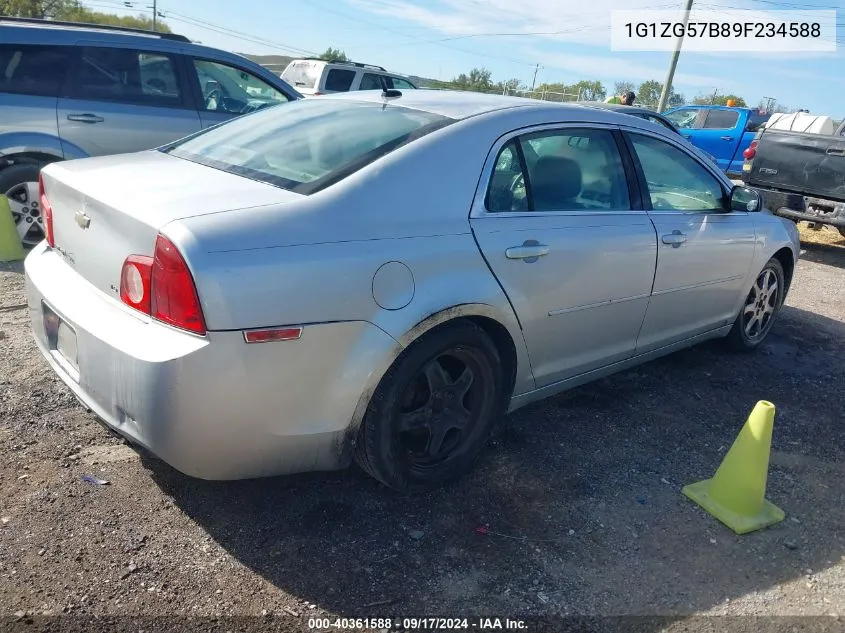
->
[2,0,171,32]
[418,66,754,110]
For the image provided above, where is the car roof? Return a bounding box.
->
[314,89,560,119]
[311,90,689,132]
[575,101,666,117]
[0,19,247,61]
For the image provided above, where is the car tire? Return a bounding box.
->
[354,320,506,492]
[725,257,786,352]
[0,162,48,248]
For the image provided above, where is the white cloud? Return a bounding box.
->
[344,0,689,47]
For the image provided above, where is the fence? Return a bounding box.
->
[504,88,581,102]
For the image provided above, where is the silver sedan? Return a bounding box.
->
[25,90,800,490]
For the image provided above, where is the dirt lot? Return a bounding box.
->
[1,225,844,630]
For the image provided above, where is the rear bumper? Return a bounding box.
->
[24,243,401,480]
[745,186,845,228]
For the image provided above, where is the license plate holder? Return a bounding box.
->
[43,302,79,379]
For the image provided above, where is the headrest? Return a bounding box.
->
[531,156,582,209]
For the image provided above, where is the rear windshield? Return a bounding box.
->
[281,61,321,90]
[164,99,453,194]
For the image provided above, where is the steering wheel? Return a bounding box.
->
[205,88,223,111]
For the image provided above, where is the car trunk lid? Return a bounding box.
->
[42,150,303,300]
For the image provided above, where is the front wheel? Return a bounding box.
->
[354,321,506,492]
[725,257,786,351]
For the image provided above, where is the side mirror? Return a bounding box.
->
[730,185,761,212]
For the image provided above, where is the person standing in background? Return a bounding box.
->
[605,91,636,105]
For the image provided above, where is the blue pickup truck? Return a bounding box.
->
[662,105,770,177]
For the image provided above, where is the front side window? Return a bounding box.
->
[324,69,356,92]
[629,133,725,212]
[703,109,739,129]
[165,99,452,194]
[71,47,183,107]
[486,128,630,212]
[646,115,677,132]
[392,77,417,90]
[0,44,71,97]
[664,107,702,129]
[193,59,290,114]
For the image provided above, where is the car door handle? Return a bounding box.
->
[825,147,845,156]
[720,136,734,141]
[67,113,104,123]
[661,231,687,247]
[505,243,550,260]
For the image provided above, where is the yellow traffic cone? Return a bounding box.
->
[682,400,785,535]
[0,195,26,262]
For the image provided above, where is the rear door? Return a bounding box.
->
[0,43,71,149]
[57,45,201,157]
[470,125,657,388]
[624,130,756,353]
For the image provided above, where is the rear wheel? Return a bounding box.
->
[0,163,48,248]
[725,257,785,351]
[354,321,505,492]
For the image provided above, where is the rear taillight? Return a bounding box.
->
[743,140,758,161]
[38,173,55,248]
[120,255,153,314]
[119,234,206,335]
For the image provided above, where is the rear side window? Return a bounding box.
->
[69,47,184,107]
[392,77,417,90]
[0,44,71,97]
[165,99,453,194]
[703,109,739,129]
[746,112,769,132]
[360,73,387,90]
[487,128,631,212]
[324,69,356,92]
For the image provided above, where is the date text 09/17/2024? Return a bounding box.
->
[307,618,528,630]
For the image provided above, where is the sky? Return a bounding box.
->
[82,0,844,116]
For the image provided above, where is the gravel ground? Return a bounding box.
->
[1,227,844,630]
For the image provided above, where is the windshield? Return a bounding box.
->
[281,61,322,90]
[164,99,453,194]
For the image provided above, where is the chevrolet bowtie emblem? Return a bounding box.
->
[74,210,91,229]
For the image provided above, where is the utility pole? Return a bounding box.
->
[530,63,542,91]
[762,96,776,113]
[152,0,157,31]
[657,0,694,112]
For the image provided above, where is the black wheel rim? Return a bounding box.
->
[395,346,493,471]
[742,266,780,342]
